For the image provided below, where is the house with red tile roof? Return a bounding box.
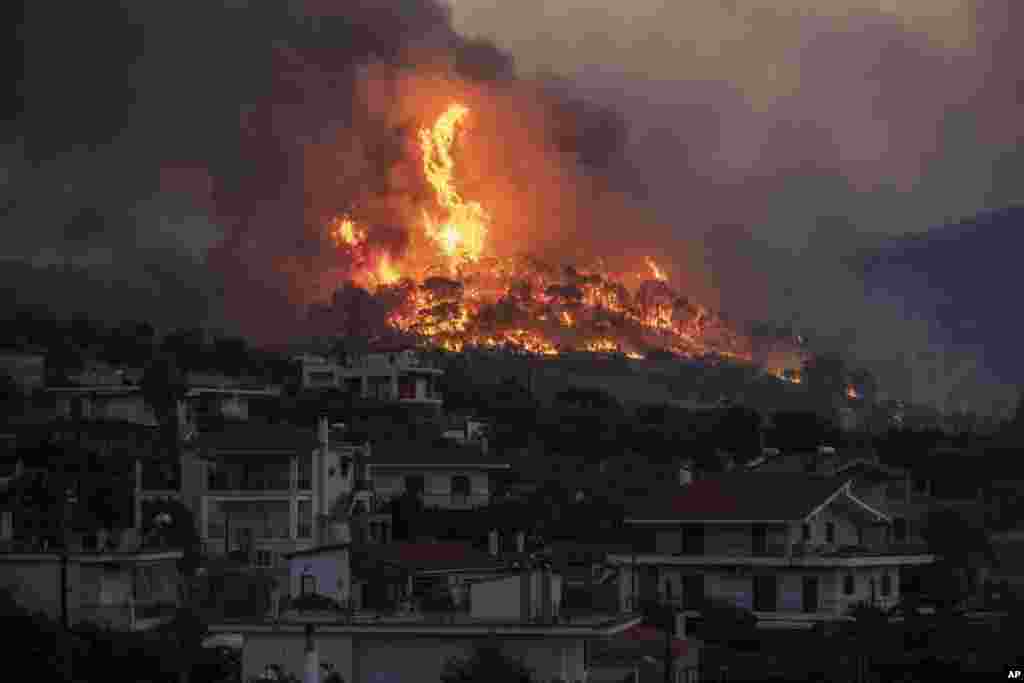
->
[609,472,935,627]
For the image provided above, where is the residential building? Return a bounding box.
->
[749,447,929,546]
[294,347,443,407]
[282,541,518,614]
[367,439,509,510]
[589,622,700,683]
[210,542,643,683]
[0,348,45,393]
[211,614,641,683]
[0,548,182,631]
[195,419,375,577]
[610,473,935,627]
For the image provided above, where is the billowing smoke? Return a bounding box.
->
[6,0,1022,411]
[452,0,1024,413]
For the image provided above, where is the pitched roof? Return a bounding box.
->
[198,422,321,453]
[369,439,509,469]
[626,473,850,523]
[353,541,508,573]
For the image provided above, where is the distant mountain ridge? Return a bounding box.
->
[858,205,1024,386]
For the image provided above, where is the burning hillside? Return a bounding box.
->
[320,103,751,361]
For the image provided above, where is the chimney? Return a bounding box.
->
[304,624,320,683]
[515,530,525,554]
[488,529,500,557]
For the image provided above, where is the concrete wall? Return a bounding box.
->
[372,469,490,507]
[706,573,753,611]
[801,504,860,549]
[358,635,585,683]
[0,556,79,623]
[471,575,523,620]
[834,566,900,612]
[289,548,351,604]
[470,571,563,621]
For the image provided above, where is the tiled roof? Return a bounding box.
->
[354,542,508,573]
[626,473,849,523]
[198,422,321,453]
[615,624,691,658]
[369,439,509,468]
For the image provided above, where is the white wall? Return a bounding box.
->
[356,635,586,683]
[470,575,521,620]
[470,571,562,621]
[289,548,351,604]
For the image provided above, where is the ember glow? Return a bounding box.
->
[324,104,754,361]
[645,256,667,282]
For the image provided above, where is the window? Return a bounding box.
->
[802,523,811,542]
[405,475,425,498]
[301,573,316,596]
[297,457,311,490]
[451,475,471,499]
[825,522,836,544]
[881,573,892,597]
[682,525,704,555]
[844,574,855,595]
[297,500,312,539]
[255,550,274,568]
[752,525,768,555]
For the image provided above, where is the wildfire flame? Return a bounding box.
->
[645,256,667,282]
[418,104,489,274]
[321,103,756,362]
[329,216,366,248]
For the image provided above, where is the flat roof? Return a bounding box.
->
[207,613,642,637]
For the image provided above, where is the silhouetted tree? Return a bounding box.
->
[44,339,85,386]
[441,644,538,683]
[714,405,763,463]
[802,352,848,419]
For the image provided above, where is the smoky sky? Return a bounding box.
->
[3,0,1021,412]
[452,0,1024,412]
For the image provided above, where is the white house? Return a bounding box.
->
[610,473,936,626]
[295,347,443,407]
[366,439,509,510]
[196,418,375,574]
[211,615,641,683]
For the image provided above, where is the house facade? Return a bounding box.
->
[0,549,182,630]
[213,618,640,683]
[295,348,444,407]
[211,552,642,683]
[195,419,375,575]
[610,473,935,625]
[367,439,509,510]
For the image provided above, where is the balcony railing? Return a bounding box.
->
[207,474,292,492]
[663,541,932,559]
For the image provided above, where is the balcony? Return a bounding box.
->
[375,493,489,510]
[207,472,292,493]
